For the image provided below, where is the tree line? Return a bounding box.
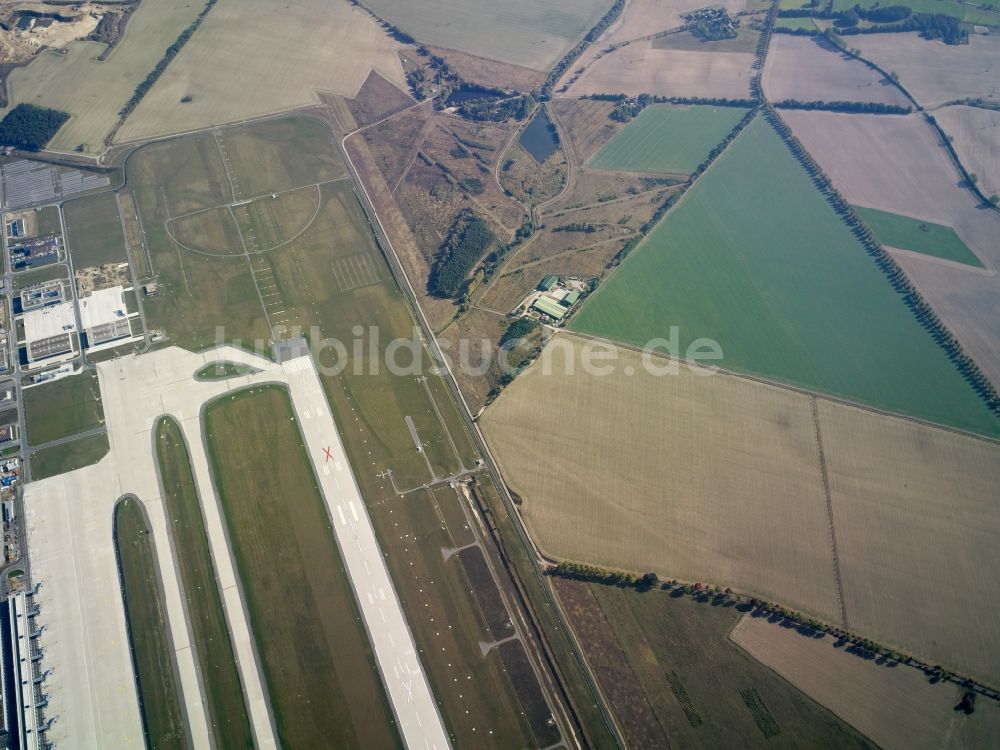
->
[116,0,217,122]
[775,99,912,115]
[0,103,69,150]
[765,105,1000,417]
[542,0,626,99]
[776,4,967,45]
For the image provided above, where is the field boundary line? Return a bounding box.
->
[559,327,1000,446]
[810,396,848,628]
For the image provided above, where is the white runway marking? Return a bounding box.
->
[336,506,347,526]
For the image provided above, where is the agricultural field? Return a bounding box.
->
[482,333,843,623]
[205,386,399,749]
[23,370,103,445]
[565,39,755,98]
[113,496,186,750]
[855,206,983,267]
[483,332,1000,683]
[819,400,1000,686]
[652,27,760,54]
[155,417,254,750]
[553,580,873,748]
[0,0,205,153]
[850,32,1000,108]
[763,35,911,106]
[569,116,1000,436]
[833,0,1000,24]
[116,0,407,144]
[29,431,109,480]
[733,614,1000,750]
[62,191,129,268]
[588,104,750,174]
[362,0,615,71]
[935,105,1000,201]
[779,109,1000,387]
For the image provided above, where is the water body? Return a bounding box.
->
[519,108,559,163]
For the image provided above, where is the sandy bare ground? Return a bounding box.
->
[763,35,911,106]
[482,333,843,622]
[117,0,406,144]
[936,105,1000,200]
[483,332,1000,684]
[565,40,754,98]
[852,32,1000,108]
[780,109,1000,386]
[819,399,1000,687]
[732,615,1000,749]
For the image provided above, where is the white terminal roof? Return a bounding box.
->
[79,286,127,331]
[22,301,76,344]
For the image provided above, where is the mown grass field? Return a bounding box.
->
[570,116,1000,437]
[30,431,109,480]
[204,386,400,749]
[23,370,103,445]
[1,0,206,153]
[589,104,750,174]
[363,0,614,70]
[113,496,187,750]
[854,206,983,267]
[555,581,873,749]
[155,417,253,749]
[63,191,129,268]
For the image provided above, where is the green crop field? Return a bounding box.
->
[23,371,103,445]
[570,116,1000,437]
[155,417,254,750]
[362,0,614,70]
[588,105,750,175]
[113,496,187,750]
[30,432,109,480]
[554,580,872,748]
[774,17,818,31]
[854,206,984,267]
[205,386,400,749]
[63,191,129,267]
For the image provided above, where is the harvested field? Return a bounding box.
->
[362,0,615,71]
[588,104,750,174]
[485,332,1000,684]
[850,32,1000,109]
[0,0,204,153]
[571,116,1000,436]
[113,496,186,750]
[819,399,1000,686]
[116,0,407,144]
[483,333,843,622]
[554,0,745,91]
[733,614,1000,750]
[936,105,1000,200]
[554,580,873,748]
[205,386,399,749]
[565,40,754,99]
[763,35,911,106]
[63,190,129,267]
[855,206,982,267]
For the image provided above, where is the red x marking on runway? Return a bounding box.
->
[323,446,333,462]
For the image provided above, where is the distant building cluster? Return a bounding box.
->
[520,275,586,323]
